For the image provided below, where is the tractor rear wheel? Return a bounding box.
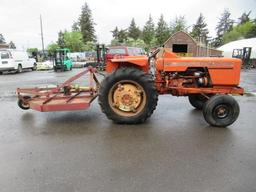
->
[188,94,214,110]
[203,95,240,127]
[98,67,158,124]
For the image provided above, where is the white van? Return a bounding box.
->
[0,49,36,74]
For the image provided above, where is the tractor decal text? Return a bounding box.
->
[164,62,234,68]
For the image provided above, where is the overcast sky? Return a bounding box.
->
[0,0,255,50]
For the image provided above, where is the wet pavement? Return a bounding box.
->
[0,69,256,192]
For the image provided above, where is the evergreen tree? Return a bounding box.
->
[79,2,96,43]
[213,9,234,47]
[142,15,155,45]
[0,33,6,44]
[110,27,128,45]
[155,14,170,45]
[111,26,119,39]
[190,13,209,43]
[72,22,80,32]
[57,30,66,48]
[128,18,141,40]
[238,11,251,25]
[117,29,128,43]
[170,15,187,34]
[9,41,16,49]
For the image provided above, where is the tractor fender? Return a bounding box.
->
[106,56,149,73]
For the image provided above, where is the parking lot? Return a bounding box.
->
[0,69,256,192]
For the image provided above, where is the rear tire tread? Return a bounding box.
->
[98,67,158,124]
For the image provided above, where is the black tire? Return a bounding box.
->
[32,63,37,71]
[98,67,158,124]
[203,95,240,127]
[188,94,214,110]
[18,96,31,110]
[17,64,22,73]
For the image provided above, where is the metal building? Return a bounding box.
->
[164,31,222,57]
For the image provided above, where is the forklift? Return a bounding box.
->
[232,47,252,69]
[85,44,106,71]
[96,44,106,71]
[53,48,73,72]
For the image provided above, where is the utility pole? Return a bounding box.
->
[40,14,45,54]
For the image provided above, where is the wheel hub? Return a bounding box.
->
[214,105,229,119]
[112,83,143,113]
[121,94,133,106]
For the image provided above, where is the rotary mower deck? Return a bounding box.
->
[17,67,100,112]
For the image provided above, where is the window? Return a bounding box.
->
[128,48,135,56]
[172,44,188,53]
[128,48,145,56]
[1,52,10,59]
[108,48,126,55]
[136,48,145,55]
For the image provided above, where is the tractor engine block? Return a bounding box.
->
[161,69,211,91]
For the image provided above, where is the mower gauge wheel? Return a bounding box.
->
[18,96,31,110]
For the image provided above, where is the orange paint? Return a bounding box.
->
[106,55,149,73]
[105,48,244,96]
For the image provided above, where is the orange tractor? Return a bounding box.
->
[17,48,244,127]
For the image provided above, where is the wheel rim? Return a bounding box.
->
[19,96,31,109]
[213,104,230,119]
[21,101,30,108]
[108,80,147,117]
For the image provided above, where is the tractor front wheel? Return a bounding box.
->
[98,67,158,124]
[203,95,240,127]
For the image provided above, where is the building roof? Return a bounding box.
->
[164,31,221,52]
[164,31,198,45]
[218,38,256,58]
